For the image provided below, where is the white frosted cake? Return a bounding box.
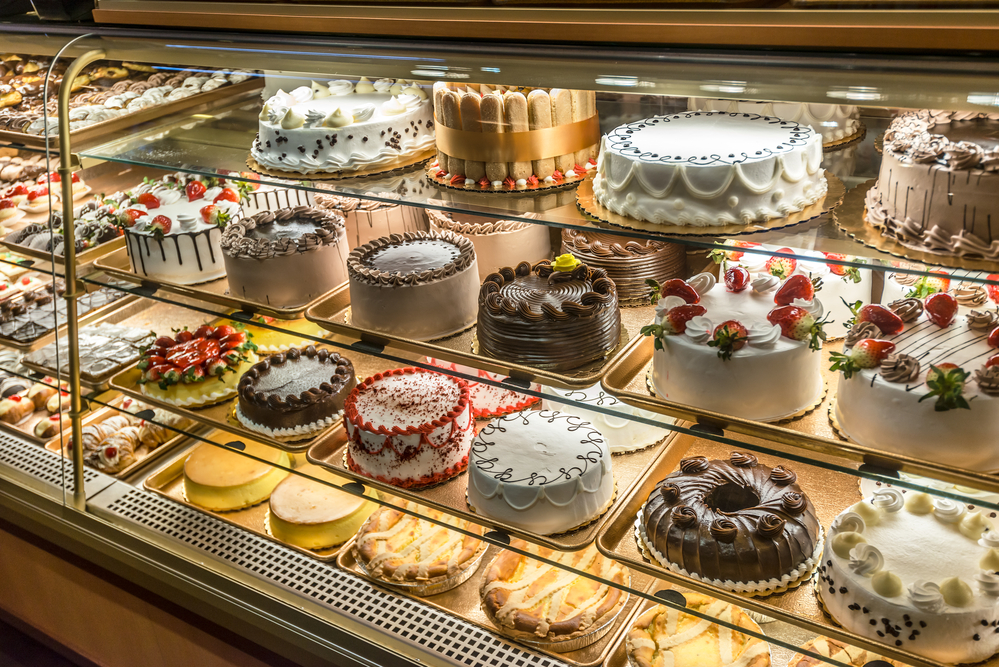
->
[242,182,314,216]
[822,489,999,663]
[593,111,827,227]
[122,175,241,285]
[344,368,474,488]
[426,357,539,418]
[251,78,435,175]
[467,409,614,535]
[427,210,551,280]
[646,272,826,421]
[689,98,862,145]
[542,384,673,454]
[348,230,479,341]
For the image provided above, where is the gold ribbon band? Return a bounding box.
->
[434,114,600,164]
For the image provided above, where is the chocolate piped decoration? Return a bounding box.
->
[881,354,920,383]
[679,456,710,474]
[976,366,999,396]
[845,321,882,348]
[757,513,786,539]
[710,518,739,543]
[671,505,697,528]
[770,466,797,486]
[782,491,807,514]
[730,452,758,467]
[888,298,923,323]
[660,482,681,505]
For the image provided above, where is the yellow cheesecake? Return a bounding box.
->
[267,464,377,550]
[183,439,290,511]
[233,317,329,355]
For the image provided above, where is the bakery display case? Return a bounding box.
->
[1,24,999,667]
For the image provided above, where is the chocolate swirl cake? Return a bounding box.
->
[235,346,356,441]
[221,206,348,308]
[476,256,621,371]
[639,452,821,594]
[561,229,686,305]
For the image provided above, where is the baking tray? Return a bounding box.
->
[305,283,657,390]
[0,384,86,445]
[142,433,342,562]
[0,78,263,151]
[94,246,345,320]
[44,397,200,479]
[339,537,653,666]
[307,419,678,552]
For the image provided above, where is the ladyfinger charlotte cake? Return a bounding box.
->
[821,489,999,663]
[251,78,434,175]
[689,97,862,146]
[220,205,348,308]
[426,357,539,418]
[467,410,614,536]
[183,440,290,511]
[235,346,356,442]
[593,111,826,227]
[867,110,999,258]
[639,452,822,594]
[344,368,474,488]
[347,230,479,341]
[428,209,552,280]
[480,541,629,650]
[832,292,999,470]
[428,83,599,191]
[478,254,621,371]
[644,271,827,421]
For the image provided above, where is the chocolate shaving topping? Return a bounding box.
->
[671,505,697,528]
[757,513,786,539]
[710,518,739,543]
[884,110,999,171]
[770,466,797,486]
[889,298,924,323]
[782,491,808,514]
[845,321,882,348]
[976,366,999,396]
[881,353,921,383]
[730,451,758,467]
[679,456,710,474]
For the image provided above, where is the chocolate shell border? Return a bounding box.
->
[221,205,346,259]
[237,345,354,414]
[346,229,476,286]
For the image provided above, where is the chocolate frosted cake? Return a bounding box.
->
[477,255,621,371]
[639,452,822,595]
[428,210,552,280]
[221,206,348,308]
[314,191,428,248]
[235,346,356,441]
[347,230,479,341]
[561,229,686,305]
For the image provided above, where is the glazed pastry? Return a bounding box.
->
[136,409,191,449]
[26,381,57,411]
[45,389,69,414]
[787,637,901,667]
[0,395,33,424]
[74,415,132,451]
[35,413,67,439]
[0,377,27,398]
[85,427,140,474]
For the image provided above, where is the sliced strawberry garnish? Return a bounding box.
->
[185,180,207,202]
[829,338,896,379]
[857,304,904,336]
[655,279,700,304]
[924,292,958,328]
[724,267,750,293]
[136,192,161,209]
[774,274,815,306]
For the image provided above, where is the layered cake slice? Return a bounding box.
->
[347,230,479,341]
[477,254,621,371]
[467,409,614,535]
[344,367,474,488]
[183,440,290,511]
[221,205,348,308]
[235,346,356,442]
[428,210,552,279]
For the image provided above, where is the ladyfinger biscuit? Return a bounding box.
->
[586,91,598,160]
[527,89,555,181]
[432,82,449,174]
[550,88,574,175]
[571,89,590,167]
[505,92,531,182]
[441,89,463,178]
[460,92,486,183]
[481,93,509,184]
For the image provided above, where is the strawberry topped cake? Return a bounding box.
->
[643,270,827,421]
[136,323,258,408]
[833,290,999,470]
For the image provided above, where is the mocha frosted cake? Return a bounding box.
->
[428,209,552,280]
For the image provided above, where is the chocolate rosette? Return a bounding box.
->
[222,206,346,259]
[757,513,786,538]
[770,466,797,486]
[730,452,758,467]
[679,456,710,474]
[347,230,476,287]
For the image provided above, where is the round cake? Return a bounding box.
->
[689,97,862,145]
[480,541,629,650]
[347,230,479,341]
[234,316,328,355]
[344,368,474,488]
[541,383,673,454]
[241,181,313,216]
[626,594,771,667]
[647,272,826,422]
[221,206,348,308]
[267,464,377,550]
[467,409,614,535]
[477,255,621,371]
[821,489,999,663]
[833,294,999,470]
[235,346,356,441]
[787,636,901,667]
[183,440,290,511]
[592,111,827,226]
[314,191,429,248]
[428,210,552,280]
[251,78,435,175]
[426,357,539,418]
[353,500,485,595]
[638,452,822,594]
[561,229,686,305]
[866,110,999,258]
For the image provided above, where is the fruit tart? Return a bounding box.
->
[137,324,258,408]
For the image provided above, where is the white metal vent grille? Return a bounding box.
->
[0,431,114,499]
[95,486,568,667]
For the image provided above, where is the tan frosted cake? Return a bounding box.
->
[314,191,428,248]
[183,440,290,511]
[427,209,551,279]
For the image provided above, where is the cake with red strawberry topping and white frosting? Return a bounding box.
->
[643,270,827,422]
[833,290,999,470]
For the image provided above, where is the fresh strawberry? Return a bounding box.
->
[239,173,261,190]
[148,215,172,238]
[920,363,971,411]
[207,359,228,377]
[193,325,213,339]
[924,292,958,328]
[989,326,999,349]
[652,279,700,304]
[767,305,828,351]
[185,180,207,202]
[856,304,904,336]
[199,204,231,226]
[175,330,194,343]
[906,270,951,299]
[153,336,175,348]
[213,188,239,204]
[987,353,999,368]
[145,364,168,382]
[708,320,748,361]
[640,304,707,348]
[829,338,896,379]
[765,249,797,279]
[160,367,181,385]
[118,208,147,227]
[210,325,237,339]
[986,274,999,305]
[136,192,161,209]
[708,240,759,265]
[823,252,863,283]
[222,349,242,365]
[724,267,750,292]
[181,365,206,383]
[774,274,816,306]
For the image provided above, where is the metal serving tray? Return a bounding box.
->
[0,383,87,445]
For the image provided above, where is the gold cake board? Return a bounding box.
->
[822,122,867,153]
[426,163,590,194]
[245,149,434,182]
[576,172,845,239]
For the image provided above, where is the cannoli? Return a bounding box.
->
[137,409,191,449]
[27,381,57,411]
[86,427,140,473]
[35,413,66,439]
[481,94,508,185]
[504,92,531,183]
[459,92,486,184]
[46,389,69,414]
[0,395,33,424]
